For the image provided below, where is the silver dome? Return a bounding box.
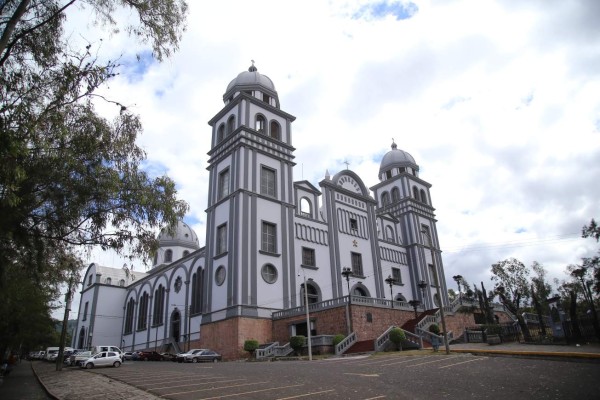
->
[158,220,200,249]
[379,142,418,175]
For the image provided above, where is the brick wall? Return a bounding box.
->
[198,317,272,360]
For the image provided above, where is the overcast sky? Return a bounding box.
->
[55,0,600,317]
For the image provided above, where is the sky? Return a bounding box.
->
[54,0,600,318]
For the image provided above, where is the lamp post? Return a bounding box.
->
[341,267,353,334]
[452,275,463,304]
[418,280,428,303]
[421,229,450,355]
[385,275,395,309]
[408,300,421,319]
[301,273,313,361]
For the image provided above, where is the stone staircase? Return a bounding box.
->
[344,339,375,354]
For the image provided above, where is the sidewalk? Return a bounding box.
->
[450,341,600,360]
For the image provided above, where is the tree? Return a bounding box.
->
[582,218,600,295]
[290,335,305,356]
[491,258,532,341]
[388,328,406,351]
[0,0,189,350]
[530,262,552,337]
[243,339,259,359]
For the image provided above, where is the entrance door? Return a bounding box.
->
[171,311,181,342]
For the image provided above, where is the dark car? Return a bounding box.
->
[160,352,177,362]
[189,350,222,363]
[137,351,164,361]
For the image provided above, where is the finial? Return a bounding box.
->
[325,169,331,180]
[344,160,350,170]
[249,60,257,72]
[391,139,397,150]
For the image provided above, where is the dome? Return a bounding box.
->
[158,220,200,249]
[225,62,276,94]
[379,141,418,175]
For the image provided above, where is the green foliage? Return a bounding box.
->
[0,0,189,356]
[428,324,440,335]
[332,334,345,347]
[388,328,406,351]
[290,335,305,355]
[243,339,259,354]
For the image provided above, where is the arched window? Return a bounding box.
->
[385,226,394,241]
[300,197,312,217]
[119,279,125,287]
[152,285,165,326]
[164,249,173,263]
[183,250,190,257]
[412,186,419,200]
[270,121,281,140]
[353,287,368,297]
[301,282,320,305]
[395,293,407,302]
[255,115,266,133]
[381,191,390,206]
[420,189,428,204]
[137,292,149,330]
[227,115,235,135]
[191,268,204,314]
[104,277,111,285]
[217,123,225,142]
[391,187,400,202]
[124,298,135,334]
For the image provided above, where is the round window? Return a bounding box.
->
[215,266,226,286]
[261,264,278,284]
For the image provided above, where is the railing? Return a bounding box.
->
[335,331,357,356]
[522,312,551,326]
[306,335,334,347]
[403,329,424,348]
[255,342,278,359]
[273,342,293,357]
[374,326,398,352]
[273,295,422,320]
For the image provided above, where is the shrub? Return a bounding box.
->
[332,334,345,347]
[389,328,406,351]
[428,324,440,335]
[243,339,259,357]
[290,335,306,355]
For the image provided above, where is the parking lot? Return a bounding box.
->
[86,353,598,399]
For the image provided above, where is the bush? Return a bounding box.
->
[389,328,406,351]
[332,334,345,347]
[290,335,306,355]
[428,324,440,335]
[243,339,259,356]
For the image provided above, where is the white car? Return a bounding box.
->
[81,351,122,369]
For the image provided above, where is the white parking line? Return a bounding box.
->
[276,389,336,399]
[147,378,246,391]
[160,380,270,397]
[198,384,305,399]
[438,357,488,368]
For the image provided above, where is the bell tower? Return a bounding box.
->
[202,63,297,322]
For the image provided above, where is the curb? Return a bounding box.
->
[30,362,60,400]
[451,349,600,360]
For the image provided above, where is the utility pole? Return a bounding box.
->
[56,272,75,371]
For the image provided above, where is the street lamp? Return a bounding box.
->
[300,272,313,361]
[453,275,463,304]
[385,275,395,309]
[421,229,450,355]
[418,280,428,301]
[408,300,421,319]
[341,267,353,334]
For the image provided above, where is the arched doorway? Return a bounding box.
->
[78,327,85,349]
[171,310,181,343]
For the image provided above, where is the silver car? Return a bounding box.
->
[82,351,122,369]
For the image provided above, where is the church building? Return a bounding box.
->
[72,64,448,359]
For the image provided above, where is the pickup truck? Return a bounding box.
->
[67,351,93,367]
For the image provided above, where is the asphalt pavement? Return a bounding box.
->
[2,342,599,400]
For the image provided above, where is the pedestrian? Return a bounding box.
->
[431,336,440,352]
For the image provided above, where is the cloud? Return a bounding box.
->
[56,0,600,319]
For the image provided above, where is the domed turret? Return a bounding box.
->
[154,221,200,266]
[378,141,419,181]
[223,62,279,107]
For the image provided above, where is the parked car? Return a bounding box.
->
[189,350,222,363]
[137,351,164,361]
[81,351,122,369]
[68,351,92,367]
[160,353,177,362]
[176,349,205,363]
[123,352,135,361]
